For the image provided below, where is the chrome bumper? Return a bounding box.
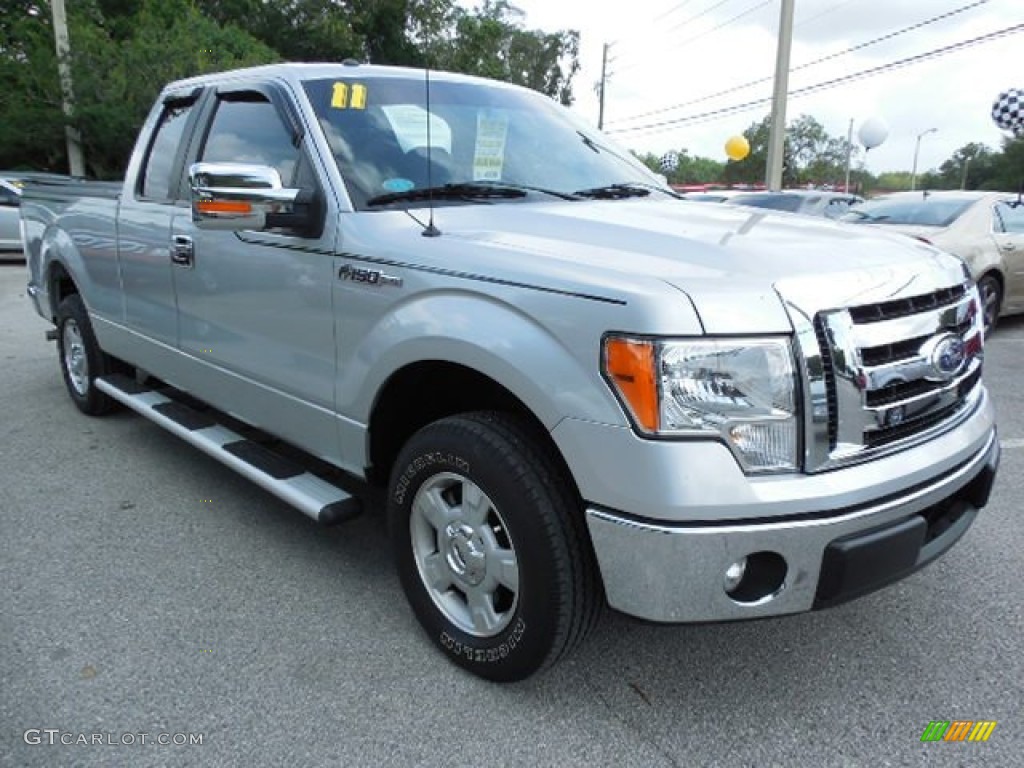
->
[586,426,999,623]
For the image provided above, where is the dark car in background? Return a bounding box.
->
[727,189,863,219]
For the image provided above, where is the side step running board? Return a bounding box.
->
[95,374,362,525]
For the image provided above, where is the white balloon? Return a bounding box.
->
[857,117,889,150]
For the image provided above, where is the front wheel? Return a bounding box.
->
[56,294,117,415]
[388,411,601,682]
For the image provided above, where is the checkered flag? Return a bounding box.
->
[659,151,679,173]
[992,89,1024,137]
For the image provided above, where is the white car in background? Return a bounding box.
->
[842,190,1024,332]
[1,178,23,257]
[727,189,864,219]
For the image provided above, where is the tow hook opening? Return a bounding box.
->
[725,551,788,604]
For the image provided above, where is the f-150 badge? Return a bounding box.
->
[338,264,402,287]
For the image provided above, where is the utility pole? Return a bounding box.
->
[598,42,610,130]
[844,118,854,193]
[960,156,971,190]
[910,127,936,191]
[765,0,795,191]
[51,0,85,176]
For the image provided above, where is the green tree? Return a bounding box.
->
[873,171,913,191]
[0,1,68,171]
[439,1,579,104]
[984,136,1024,192]
[720,116,797,187]
[200,0,363,63]
[0,0,278,176]
[937,142,996,190]
[634,149,723,185]
[0,0,580,175]
[198,0,580,104]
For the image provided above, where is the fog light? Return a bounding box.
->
[724,558,748,593]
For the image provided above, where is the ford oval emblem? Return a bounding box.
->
[928,334,966,380]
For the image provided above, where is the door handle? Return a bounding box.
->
[1001,242,1017,252]
[171,235,194,266]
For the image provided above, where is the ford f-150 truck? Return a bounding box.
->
[22,63,999,682]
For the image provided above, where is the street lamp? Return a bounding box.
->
[910,128,937,191]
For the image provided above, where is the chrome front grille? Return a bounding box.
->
[795,281,984,472]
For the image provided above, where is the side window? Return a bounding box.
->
[200,96,300,185]
[0,184,20,207]
[140,102,194,200]
[825,198,851,219]
[995,202,1024,234]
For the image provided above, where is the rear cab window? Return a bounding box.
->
[139,97,198,201]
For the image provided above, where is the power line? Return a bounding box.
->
[607,22,1024,136]
[666,0,740,35]
[651,0,700,25]
[678,0,774,48]
[608,0,992,127]
[614,0,772,75]
[794,0,860,29]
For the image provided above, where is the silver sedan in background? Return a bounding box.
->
[1,178,23,257]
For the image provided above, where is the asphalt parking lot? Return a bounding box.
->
[1,259,1021,767]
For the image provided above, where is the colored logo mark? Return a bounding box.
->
[920,720,997,742]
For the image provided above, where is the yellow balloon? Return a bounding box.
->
[725,135,750,161]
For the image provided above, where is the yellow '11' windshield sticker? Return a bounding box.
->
[331,83,367,110]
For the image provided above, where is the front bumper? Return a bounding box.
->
[585,425,999,623]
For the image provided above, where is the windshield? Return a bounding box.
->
[302,75,668,209]
[841,196,975,227]
[729,194,805,213]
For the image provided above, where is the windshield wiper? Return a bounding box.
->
[366,182,528,207]
[573,183,653,200]
[470,180,582,201]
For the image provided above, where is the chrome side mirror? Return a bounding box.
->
[189,162,300,231]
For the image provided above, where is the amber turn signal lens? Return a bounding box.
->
[197,200,252,214]
[603,337,658,432]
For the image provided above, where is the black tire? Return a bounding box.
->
[388,411,601,682]
[977,274,1002,336]
[55,294,117,416]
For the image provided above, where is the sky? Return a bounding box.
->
[496,0,1023,175]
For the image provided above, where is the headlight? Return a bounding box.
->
[603,336,799,473]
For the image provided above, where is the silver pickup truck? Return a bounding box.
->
[23,63,999,682]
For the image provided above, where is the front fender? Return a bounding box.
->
[338,289,628,431]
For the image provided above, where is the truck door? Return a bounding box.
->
[170,85,342,462]
[117,90,203,346]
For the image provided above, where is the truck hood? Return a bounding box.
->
[426,199,965,332]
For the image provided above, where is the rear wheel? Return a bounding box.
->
[388,411,601,682]
[56,294,117,415]
[977,274,1002,335]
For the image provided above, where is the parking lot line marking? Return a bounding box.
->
[1000,438,1024,449]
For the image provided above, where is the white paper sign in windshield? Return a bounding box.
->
[473,111,509,181]
[381,105,452,153]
